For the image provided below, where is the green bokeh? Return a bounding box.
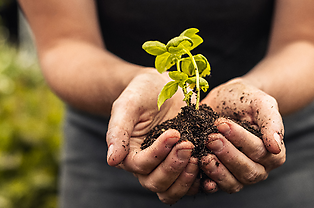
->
[0,41,64,207]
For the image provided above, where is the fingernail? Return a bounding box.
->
[207,139,224,152]
[273,132,282,150]
[107,144,114,161]
[177,149,192,160]
[217,123,231,136]
[165,137,180,148]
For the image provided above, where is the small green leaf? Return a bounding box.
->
[142,41,167,56]
[195,54,211,77]
[166,36,193,54]
[180,28,203,51]
[186,77,196,84]
[155,52,175,73]
[180,28,199,37]
[186,76,196,90]
[169,71,188,82]
[180,57,195,76]
[199,77,209,92]
[157,81,179,110]
[181,54,211,77]
[187,77,209,92]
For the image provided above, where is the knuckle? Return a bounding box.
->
[242,169,265,184]
[183,171,197,182]
[158,195,178,205]
[251,146,268,161]
[274,157,286,168]
[133,165,150,175]
[132,159,152,174]
[227,184,243,194]
[115,162,124,169]
[142,181,167,193]
[201,154,216,167]
[268,155,286,170]
[277,154,286,166]
[163,161,185,175]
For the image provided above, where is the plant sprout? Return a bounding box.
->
[142,28,211,110]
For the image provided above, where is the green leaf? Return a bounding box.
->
[169,71,188,82]
[169,71,188,90]
[187,77,209,92]
[200,77,209,92]
[181,54,211,77]
[166,36,193,54]
[186,77,196,84]
[142,41,167,56]
[195,54,211,77]
[155,52,175,73]
[157,81,179,110]
[180,57,195,76]
[180,28,203,51]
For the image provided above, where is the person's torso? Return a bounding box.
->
[96,0,274,89]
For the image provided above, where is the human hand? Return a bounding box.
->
[106,69,200,204]
[200,78,286,193]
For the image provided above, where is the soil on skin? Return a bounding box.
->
[141,104,262,160]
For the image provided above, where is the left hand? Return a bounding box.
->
[106,70,200,204]
[199,78,286,193]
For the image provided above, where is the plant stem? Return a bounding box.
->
[176,59,190,106]
[176,59,181,72]
[185,50,200,110]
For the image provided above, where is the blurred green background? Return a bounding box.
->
[0,1,64,207]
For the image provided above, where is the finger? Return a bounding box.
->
[122,129,180,174]
[251,95,284,154]
[157,157,199,205]
[202,178,219,194]
[137,141,194,193]
[206,134,268,185]
[205,80,285,154]
[201,152,243,193]
[106,97,139,166]
[215,117,268,162]
[215,118,286,170]
[186,178,201,196]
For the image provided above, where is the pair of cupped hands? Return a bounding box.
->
[106,69,286,205]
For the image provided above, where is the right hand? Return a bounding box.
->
[200,78,286,193]
[106,69,200,204]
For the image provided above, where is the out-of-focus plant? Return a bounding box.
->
[0,38,64,208]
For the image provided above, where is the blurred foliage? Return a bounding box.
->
[0,34,64,207]
[0,0,12,8]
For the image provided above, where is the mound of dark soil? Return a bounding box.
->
[141,104,262,160]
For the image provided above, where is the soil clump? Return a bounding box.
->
[141,104,262,160]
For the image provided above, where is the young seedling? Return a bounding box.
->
[142,28,211,110]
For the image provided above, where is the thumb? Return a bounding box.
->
[254,96,284,154]
[106,97,139,167]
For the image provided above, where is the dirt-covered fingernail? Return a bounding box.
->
[207,138,224,152]
[177,148,192,160]
[273,132,282,150]
[217,122,231,136]
[107,144,114,161]
[165,137,180,148]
